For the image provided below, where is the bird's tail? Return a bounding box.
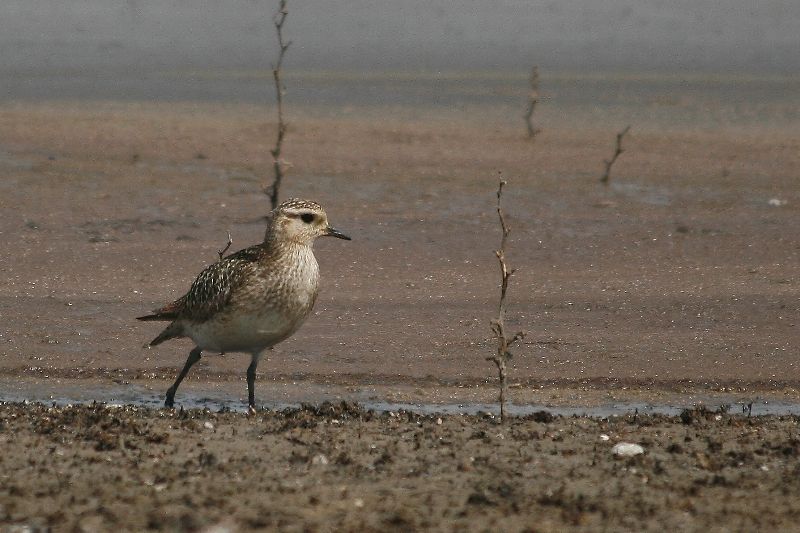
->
[147,324,182,347]
[137,313,182,346]
[136,299,183,323]
[136,313,169,321]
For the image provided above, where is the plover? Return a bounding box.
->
[137,198,350,412]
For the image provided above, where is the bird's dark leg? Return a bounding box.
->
[246,354,260,415]
[165,346,202,408]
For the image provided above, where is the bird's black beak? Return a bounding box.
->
[325,226,351,240]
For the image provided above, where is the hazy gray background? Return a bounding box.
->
[1,1,798,102]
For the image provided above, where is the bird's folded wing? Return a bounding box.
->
[182,246,263,321]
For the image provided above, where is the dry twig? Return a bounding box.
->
[599,125,631,185]
[524,66,540,139]
[487,178,525,423]
[217,230,233,261]
[265,0,291,209]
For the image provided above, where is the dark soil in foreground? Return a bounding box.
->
[2,402,800,532]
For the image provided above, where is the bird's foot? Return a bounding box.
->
[247,405,257,416]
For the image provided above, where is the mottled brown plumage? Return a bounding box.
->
[137,198,350,412]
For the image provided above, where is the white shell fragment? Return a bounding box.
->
[612,442,645,457]
[312,454,329,466]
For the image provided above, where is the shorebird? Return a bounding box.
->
[137,198,350,413]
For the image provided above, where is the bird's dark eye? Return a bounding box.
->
[300,213,315,224]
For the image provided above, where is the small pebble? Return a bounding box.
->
[612,442,645,457]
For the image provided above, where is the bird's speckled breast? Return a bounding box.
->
[189,245,320,354]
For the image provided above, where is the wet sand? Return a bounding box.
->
[0,91,798,405]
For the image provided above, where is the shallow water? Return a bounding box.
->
[2,381,796,418]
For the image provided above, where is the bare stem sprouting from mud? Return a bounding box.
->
[600,125,631,185]
[217,230,233,261]
[487,178,525,423]
[524,66,540,139]
[266,0,291,209]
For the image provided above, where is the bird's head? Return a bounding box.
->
[267,198,351,246]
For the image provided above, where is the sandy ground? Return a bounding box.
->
[0,76,799,529]
[0,95,798,405]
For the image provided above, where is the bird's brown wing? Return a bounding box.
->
[181,245,266,321]
[137,245,264,323]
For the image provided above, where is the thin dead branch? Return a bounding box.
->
[486,178,525,423]
[524,66,540,139]
[265,0,292,209]
[217,230,233,261]
[599,125,631,185]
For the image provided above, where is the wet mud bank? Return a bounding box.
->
[3,401,800,531]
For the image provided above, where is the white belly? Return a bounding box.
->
[188,310,296,353]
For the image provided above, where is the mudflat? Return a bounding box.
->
[0,73,799,530]
[0,91,798,404]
